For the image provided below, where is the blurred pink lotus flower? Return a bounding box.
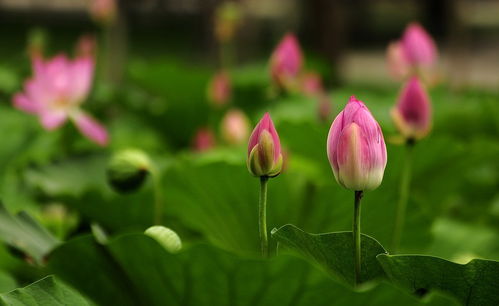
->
[13,48,108,146]
[247,113,283,177]
[192,127,216,152]
[391,77,432,141]
[387,23,437,81]
[89,0,117,24]
[207,70,231,107]
[221,109,250,145]
[270,33,303,90]
[327,96,387,191]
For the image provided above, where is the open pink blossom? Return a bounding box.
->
[247,113,283,177]
[13,49,108,146]
[391,76,432,140]
[270,33,303,90]
[327,96,387,191]
[207,70,231,107]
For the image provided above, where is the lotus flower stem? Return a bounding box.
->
[152,168,163,225]
[259,176,269,257]
[353,190,363,285]
[392,142,414,253]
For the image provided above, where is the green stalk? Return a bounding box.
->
[353,190,363,285]
[259,176,269,257]
[391,143,414,253]
[151,168,163,225]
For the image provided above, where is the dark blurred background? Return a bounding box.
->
[1,0,498,88]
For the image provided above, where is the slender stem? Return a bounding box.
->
[353,190,363,285]
[152,169,163,225]
[259,176,269,257]
[391,143,414,253]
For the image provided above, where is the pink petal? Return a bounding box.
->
[69,57,94,103]
[13,93,39,113]
[270,33,303,85]
[73,112,109,146]
[248,113,281,162]
[40,110,68,130]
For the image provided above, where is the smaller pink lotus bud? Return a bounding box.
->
[207,71,231,107]
[327,96,387,191]
[318,95,332,122]
[401,23,437,67]
[270,33,303,90]
[76,35,97,58]
[221,109,250,145]
[193,127,216,152]
[386,41,410,80]
[391,77,432,141]
[247,113,283,177]
[301,72,323,97]
[89,0,117,25]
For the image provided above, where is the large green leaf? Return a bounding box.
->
[271,224,387,287]
[377,254,499,306]
[0,275,90,306]
[0,203,59,265]
[47,233,449,306]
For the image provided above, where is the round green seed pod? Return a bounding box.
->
[144,226,182,253]
[107,149,151,193]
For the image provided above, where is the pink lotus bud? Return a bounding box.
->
[193,127,216,152]
[401,23,437,67]
[76,35,97,58]
[221,109,250,145]
[318,95,332,122]
[247,113,283,177]
[89,0,117,25]
[386,41,410,80]
[301,72,323,97]
[270,33,303,90]
[207,71,231,107]
[327,96,387,191]
[391,77,432,141]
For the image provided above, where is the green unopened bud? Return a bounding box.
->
[107,149,151,193]
[145,226,182,253]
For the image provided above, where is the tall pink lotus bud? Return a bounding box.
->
[192,127,216,152]
[391,77,432,141]
[386,41,410,80]
[207,70,231,107]
[12,41,109,146]
[401,23,437,67]
[327,96,387,191]
[269,33,303,90]
[221,109,250,145]
[247,113,283,177]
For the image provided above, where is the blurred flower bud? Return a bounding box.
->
[327,96,387,191]
[107,149,151,193]
[207,70,231,107]
[301,72,323,97]
[145,226,182,253]
[89,0,117,25]
[386,41,410,81]
[318,95,332,122]
[76,35,97,58]
[214,2,242,43]
[270,33,303,91]
[401,22,437,67]
[221,109,250,145]
[391,77,432,141]
[192,127,216,152]
[247,113,283,177]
